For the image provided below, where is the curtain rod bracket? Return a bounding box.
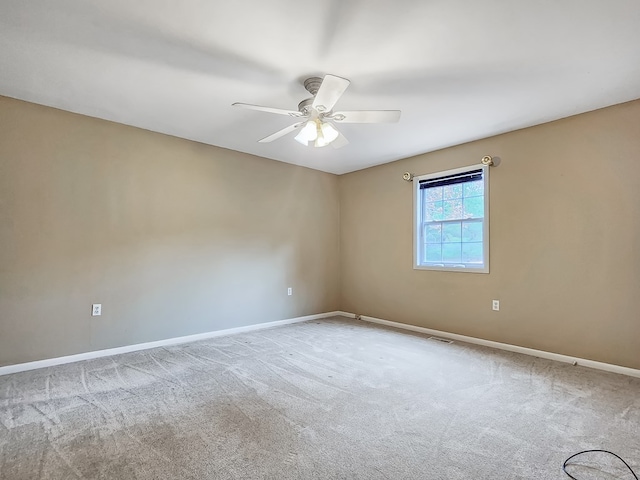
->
[402,172,414,181]
[481,155,495,166]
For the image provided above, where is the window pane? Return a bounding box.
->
[424,186,443,202]
[442,199,463,221]
[463,180,484,197]
[424,201,443,221]
[442,243,461,263]
[463,196,484,218]
[443,184,463,200]
[462,242,483,264]
[462,221,483,242]
[416,167,488,272]
[425,244,442,262]
[442,222,461,243]
[424,224,441,243]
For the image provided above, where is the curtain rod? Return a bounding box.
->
[402,155,497,182]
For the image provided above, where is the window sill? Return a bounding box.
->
[414,264,489,274]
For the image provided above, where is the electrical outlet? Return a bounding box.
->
[92,304,102,316]
[287,287,292,296]
[492,300,500,311]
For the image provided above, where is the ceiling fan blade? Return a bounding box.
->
[258,122,304,143]
[233,103,302,117]
[330,132,349,149]
[312,74,350,112]
[331,110,401,123]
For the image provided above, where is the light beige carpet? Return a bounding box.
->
[0,317,638,479]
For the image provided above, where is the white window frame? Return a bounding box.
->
[413,164,490,273]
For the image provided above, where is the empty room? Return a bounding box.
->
[1,1,639,479]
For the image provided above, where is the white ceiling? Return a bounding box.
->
[2,1,639,174]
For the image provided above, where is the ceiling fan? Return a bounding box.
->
[232,74,401,148]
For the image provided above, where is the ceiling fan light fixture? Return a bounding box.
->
[313,121,333,148]
[295,119,339,148]
[314,121,328,147]
[314,136,328,148]
[320,122,339,143]
[295,120,318,145]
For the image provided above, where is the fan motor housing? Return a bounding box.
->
[297,98,314,115]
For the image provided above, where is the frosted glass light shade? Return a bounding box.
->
[315,135,328,147]
[295,119,339,147]
[320,122,339,143]
[295,120,318,145]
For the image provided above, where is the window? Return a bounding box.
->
[414,164,489,272]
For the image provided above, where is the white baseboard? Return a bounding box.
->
[355,313,640,379]
[6,311,636,379]
[0,311,344,377]
[334,311,357,318]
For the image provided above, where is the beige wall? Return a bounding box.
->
[2,95,639,371]
[0,96,340,366]
[340,99,640,370]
